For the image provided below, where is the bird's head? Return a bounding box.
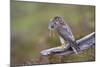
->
[48,16,64,37]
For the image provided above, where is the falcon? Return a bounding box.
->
[48,16,80,54]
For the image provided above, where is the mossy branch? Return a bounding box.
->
[40,32,95,56]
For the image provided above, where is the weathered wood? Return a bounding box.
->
[40,32,95,56]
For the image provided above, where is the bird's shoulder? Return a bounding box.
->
[60,23,70,30]
[59,23,74,36]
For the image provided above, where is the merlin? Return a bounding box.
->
[48,16,80,54]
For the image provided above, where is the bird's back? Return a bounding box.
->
[56,23,75,42]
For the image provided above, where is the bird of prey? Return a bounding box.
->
[48,16,80,54]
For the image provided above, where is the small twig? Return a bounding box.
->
[40,32,95,56]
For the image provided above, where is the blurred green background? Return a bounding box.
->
[11,0,95,66]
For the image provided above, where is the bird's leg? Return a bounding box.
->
[59,36,66,49]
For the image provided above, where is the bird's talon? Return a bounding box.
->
[59,45,65,49]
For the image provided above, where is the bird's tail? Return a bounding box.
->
[70,41,80,54]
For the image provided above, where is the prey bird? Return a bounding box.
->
[48,16,80,54]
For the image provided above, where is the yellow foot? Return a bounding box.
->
[59,45,65,49]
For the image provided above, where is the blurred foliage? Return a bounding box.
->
[11,0,95,66]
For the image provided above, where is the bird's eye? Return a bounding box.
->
[51,25,54,28]
[54,22,56,24]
